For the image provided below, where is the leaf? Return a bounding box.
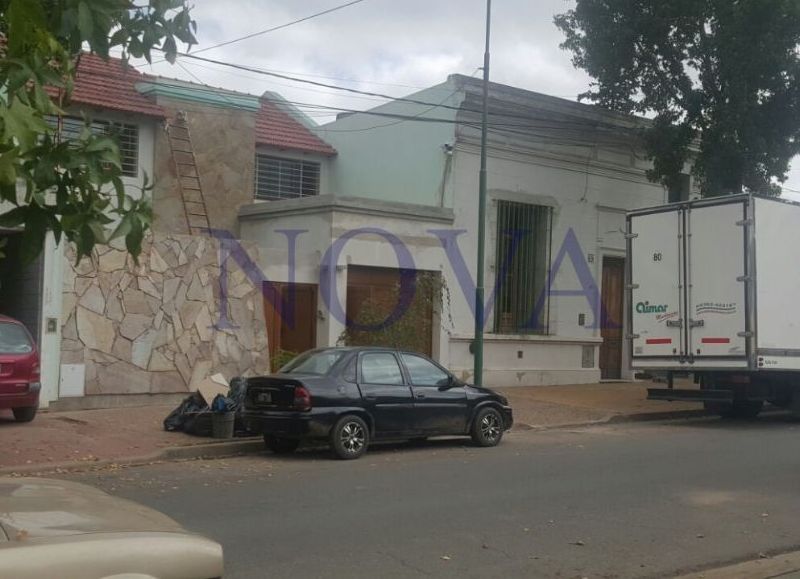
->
[109,214,133,241]
[162,36,177,64]
[77,2,94,42]
[125,218,144,263]
[1,100,49,151]
[0,206,27,228]
[0,148,19,186]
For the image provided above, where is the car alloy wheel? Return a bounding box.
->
[331,414,370,460]
[471,407,504,447]
[340,421,365,454]
[480,412,501,442]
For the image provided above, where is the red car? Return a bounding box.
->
[0,315,40,422]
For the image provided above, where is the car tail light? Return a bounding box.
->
[293,385,312,411]
[31,362,40,379]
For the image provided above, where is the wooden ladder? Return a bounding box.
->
[165,112,210,235]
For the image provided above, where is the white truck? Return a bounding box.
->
[627,194,800,418]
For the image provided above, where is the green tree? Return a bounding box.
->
[0,0,196,262]
[555,0,800,196]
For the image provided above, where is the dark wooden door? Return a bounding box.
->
[346,266,433,356]
[600,257,625,380]
[263,282,317,364]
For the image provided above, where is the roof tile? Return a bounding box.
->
[65,54,163,118]
[255,99,337,156]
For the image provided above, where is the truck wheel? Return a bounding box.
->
[704,400,763,419]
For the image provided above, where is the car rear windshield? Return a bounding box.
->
[0,323,33,354]
[280,350,346,375]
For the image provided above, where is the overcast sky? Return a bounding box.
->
[132,0,800,195]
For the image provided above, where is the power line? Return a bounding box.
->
[142,74,641,151]
[175,58,427,91]
[194,0,369,54]
[171,51,642,136]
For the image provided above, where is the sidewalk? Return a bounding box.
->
[0,405,256,474]
[0,380,703,474]
[497,380,703,429]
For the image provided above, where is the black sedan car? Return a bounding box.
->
[242,347,513,459]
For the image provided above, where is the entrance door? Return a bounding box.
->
[346,266,434,356]
[263,283,317,370]
[600,257,625,379]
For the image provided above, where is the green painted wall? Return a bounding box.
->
[315,79,463,208]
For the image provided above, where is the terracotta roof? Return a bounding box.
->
[255,98,337,156]
[56,53,164,118]
[50,53,337,155]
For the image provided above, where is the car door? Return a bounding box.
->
[400,353,468,435]
[357,351,417,438]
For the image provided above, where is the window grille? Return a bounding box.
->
[47,116,139,177]
[494,200,553,334]
[255,154,320,200]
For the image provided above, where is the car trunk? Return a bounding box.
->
[246,376,306,409]
[0,322,37,395]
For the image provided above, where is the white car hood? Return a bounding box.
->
[0,477,184,541]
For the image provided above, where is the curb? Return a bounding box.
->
[0,438,265,477]
[675,548,800,579]
[512,407,711,432]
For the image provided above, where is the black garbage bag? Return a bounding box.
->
[164,392,205,432]
[163,392,213,436]
[164,377,254,437]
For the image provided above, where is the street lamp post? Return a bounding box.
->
[473,0,492,386]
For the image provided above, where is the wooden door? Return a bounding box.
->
[346,266,433,356]
[263,282,318,365]
[600,257,625,380]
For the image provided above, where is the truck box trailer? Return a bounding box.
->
[627,194,800,418]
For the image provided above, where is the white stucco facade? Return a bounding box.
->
[239,75,673,387]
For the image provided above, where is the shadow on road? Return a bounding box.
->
[267,436,483,462]
[656,409,799,431]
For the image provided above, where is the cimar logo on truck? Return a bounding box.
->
[635,301,669,314]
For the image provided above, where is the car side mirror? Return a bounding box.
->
[438,376,459,390]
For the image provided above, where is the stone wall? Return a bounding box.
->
[60,233,269,396]
[152,99,257,236]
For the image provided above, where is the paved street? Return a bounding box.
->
[68,414,800,579]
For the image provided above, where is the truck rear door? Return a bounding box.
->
[685,201,748,359]
[629,209,685,360]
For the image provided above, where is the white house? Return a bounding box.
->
[239,74,691,386]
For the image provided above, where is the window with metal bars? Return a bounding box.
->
[254,154,320,200]
[46,116,139,177]
[494,200,553,334]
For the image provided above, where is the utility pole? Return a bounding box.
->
[473,0,491,386]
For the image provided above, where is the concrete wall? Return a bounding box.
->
[316,81,463,207]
